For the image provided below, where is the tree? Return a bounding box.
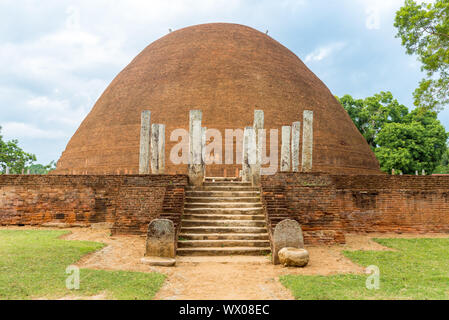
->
[0,126,36,174]
[337,92,408,149]
[375,113,448,174]
[394,0,449,111]
[434,145,449,173]
[338,93,448,174]
[28,161,57,174]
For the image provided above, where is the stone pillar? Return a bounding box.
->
[301,110,314,173]
[188,110,204,186]
[151,124,159,174]
[281,126,291,172]
[202,127,207,177]
[291,121,301,172]
[253,110,264,184]
[246,127,259,186]
[150,124,165,174]
[158,124,165,174]
[242,127,251,182]
[139,110,151,174]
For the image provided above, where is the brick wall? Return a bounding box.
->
[0,175,188,236]
[3,173,448,246]
[261,173,449,245]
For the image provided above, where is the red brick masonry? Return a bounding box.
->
[261,173,449,245]
[1,173,448,246]
[0,175,187,236]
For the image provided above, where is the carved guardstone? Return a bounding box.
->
[145,219,176,258]
[272,219,304,265]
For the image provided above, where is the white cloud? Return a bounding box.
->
[305,42,346,63]
[2,122,67,140]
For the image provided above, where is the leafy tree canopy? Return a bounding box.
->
[395,0,449,111]
[338,92,448,174]
[337,92,409,150]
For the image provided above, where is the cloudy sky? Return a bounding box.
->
[1,0,447,165]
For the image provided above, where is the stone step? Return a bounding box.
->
[185,196,260,203]
[182,219,266,227]
[183,214,265,221]
[177,240,270,248]
[178,233,270,241]
[187,186,259,192]
[205,177,241,182]
[177,247,271,256]
[186,191,260,197]
[203,182,251,187]
[180,226,268,234]
[185,202,262,209]
[184,207,264,215]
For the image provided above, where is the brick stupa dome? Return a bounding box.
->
[54,23,380,175]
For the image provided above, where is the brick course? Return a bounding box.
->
[2,173,449,247]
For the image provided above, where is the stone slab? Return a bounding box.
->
[141,256,176,267]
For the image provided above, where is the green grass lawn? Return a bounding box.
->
[280,238,449,300]
[0,229,165,300]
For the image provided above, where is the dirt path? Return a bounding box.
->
[3,226,448,300]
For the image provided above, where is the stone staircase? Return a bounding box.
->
[177,177,271,256]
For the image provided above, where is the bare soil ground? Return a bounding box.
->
[3,226,448,300]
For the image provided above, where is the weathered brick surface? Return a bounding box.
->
[53,23,380,177]
[262,173,449,245]
[3,173,448,247]
[0,175,188,235]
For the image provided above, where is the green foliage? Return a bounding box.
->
[337,92,408,149]
[28,161,57,174]
[394,0,449,111]
[375,109,448,174]
[433,145,449,173]
[280,237,449,300]
[0,230,165,300]
[338,93,448,174]
[0,126,36,174]
[0,126,55,174]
